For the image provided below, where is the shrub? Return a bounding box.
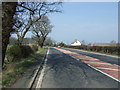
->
[31,44,38,52]
[58,42,66,47]
[6,45,38,62]
[6,45,22,62]
[19,45,33,58]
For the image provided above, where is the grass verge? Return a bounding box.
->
[2,47,46,88]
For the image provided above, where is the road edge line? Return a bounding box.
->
[54,48,120,82]
[36,47,49,89]
[87,64,120,82]
[27,48,47,89]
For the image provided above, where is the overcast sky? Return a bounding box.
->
[12,2,118,45]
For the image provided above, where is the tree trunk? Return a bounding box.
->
[2,2,17,67]
[17,36,23,45]
[37,39,41,47]
[40,37,45,48]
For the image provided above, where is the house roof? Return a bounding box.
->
[71,39,80,44]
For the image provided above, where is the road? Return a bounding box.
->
[62,47,119,66]
[37,47,119,88]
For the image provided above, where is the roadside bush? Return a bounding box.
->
[6,45,22,62]
[31,44,38,52]
[6,45,38,62]
[20,45,33,58]
[118,47,120,55]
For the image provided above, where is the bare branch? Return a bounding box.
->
[17,3,34,13]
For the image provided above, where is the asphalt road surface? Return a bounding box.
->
[38,47,119,88]
[62,47,119,66]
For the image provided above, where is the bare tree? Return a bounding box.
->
[81,40,86,45]
[110,40,116,43]
[14,2,62,45]
[2,1,62,67]
[32,16,53,48]
[44,37,56,46]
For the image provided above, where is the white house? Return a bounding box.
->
[71,39,81,46]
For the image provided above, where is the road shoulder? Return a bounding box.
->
[11,48,47,88]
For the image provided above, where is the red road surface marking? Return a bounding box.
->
[55,48,120,82]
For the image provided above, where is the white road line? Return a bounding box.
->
[71,56,98,61]
[79,58,86,59]
[28,67,39,88]
[96,67,120,71]
[69,56,79,61]
[36,48,49,89]
[88,64,120,82]
[82,59,99,61]
[88,59,99,61]
[54,48,120,82]
[114,64,120,67]
[84,61,111,65]
[77,59,79,61]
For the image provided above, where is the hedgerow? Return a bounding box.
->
[6,44,38,62]
[65,45,119,56]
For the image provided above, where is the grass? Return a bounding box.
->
[2,47,46,88]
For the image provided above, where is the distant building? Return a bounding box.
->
[88,43,117,46]
[71,39,81,46]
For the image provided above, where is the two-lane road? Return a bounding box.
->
[37,47,119,88]
[62,47,119,66]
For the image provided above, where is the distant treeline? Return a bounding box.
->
[65,45,120,56]
[9,37,55,46]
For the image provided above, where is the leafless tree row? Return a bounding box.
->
[32,16,53,47]
[2,1,62,67]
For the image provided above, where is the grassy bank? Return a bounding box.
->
[2,47,46,88]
